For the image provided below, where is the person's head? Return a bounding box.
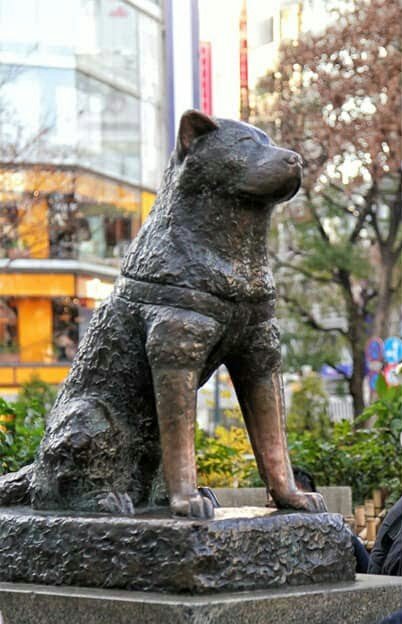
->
[293,467,316,493]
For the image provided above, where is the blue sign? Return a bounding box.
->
[365,337,384,362]
[320,364,352,379]
[368,371,379,391]
[384,337,402,364]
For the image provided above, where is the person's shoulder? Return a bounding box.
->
[383,497,402,531]
[378,608,402,624]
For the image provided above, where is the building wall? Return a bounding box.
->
[0,0,166,390]
[0,0,166,191]
[165,0,200,150]
[198,0,333,120]
[247,0,334,90]
[198,0,242,119]
[0,165,152,386]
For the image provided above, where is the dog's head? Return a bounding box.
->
[175,110,302,204]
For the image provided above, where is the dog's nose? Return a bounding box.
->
[285,153,302,167]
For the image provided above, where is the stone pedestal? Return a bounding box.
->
[0,506,353,593]
[1,576,402,624]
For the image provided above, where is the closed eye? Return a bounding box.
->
[238,135,271,146]
[238,136,258,144]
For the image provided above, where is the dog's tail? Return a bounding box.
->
[0,463,33,506]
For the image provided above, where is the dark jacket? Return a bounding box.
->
[368,497,402,576]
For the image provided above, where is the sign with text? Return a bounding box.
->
[199,41,212,116]
[384,336,402,364]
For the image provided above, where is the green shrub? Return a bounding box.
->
[2,374,400,508]
[196,375,402,507]
[288,419,401,507]
[196,424,260,488]
[0,378,56,474]
[287,373,332,438]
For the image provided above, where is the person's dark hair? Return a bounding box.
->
[378,609,402,624]
[293,466,316,493]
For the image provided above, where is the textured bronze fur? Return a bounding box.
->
[0,111,325,518]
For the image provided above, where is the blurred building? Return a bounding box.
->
[197,0,346,425]
[165,0,200,148]
[0,0,168,393]
[247,0,334,126]
[198,0,333,119]
[247,0,332,88]
[198,0,242,119]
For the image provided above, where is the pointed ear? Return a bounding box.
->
[176,109,218,161]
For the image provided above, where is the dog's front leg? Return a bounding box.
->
[227,319,327,514]
[145,307,222,519]
[230,370,326,513]
[151,367,213,519]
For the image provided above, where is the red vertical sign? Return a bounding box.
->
[199,41,212,115]
[239,0,249,121]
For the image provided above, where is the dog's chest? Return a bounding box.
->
[122,203,275,303]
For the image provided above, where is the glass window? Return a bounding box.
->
[0,205,19,258]
[53,298,79,362]
[77,212,133,263]
[52,297,93,362]
[49,193,83,260]
[258,17,274,46]
[0,65,41,157]
[0,65,139,180]
[0,0,38,56]
[140,101,165,189]
[48,193,133,263]
[280,5,300,41]
[0,298,18,363]
[77,0,139,89]
[138,12,162,102]
[0,65,76,162]
[76,72,140,182]
[0,0,79,57]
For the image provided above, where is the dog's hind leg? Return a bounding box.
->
[226,319,327,514]
[0,464,33,506]
[145,306,223,519]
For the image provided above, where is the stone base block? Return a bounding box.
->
[0,506,354,593]
[1,576,402,624]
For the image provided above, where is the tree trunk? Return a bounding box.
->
[337,269,367,418]
[372,252,396,338]
[346,304,367,418]
[349,338,366,418]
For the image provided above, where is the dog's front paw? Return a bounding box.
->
[273,490,327,513]
[171,492,214,520]
[298,491,327,513]
[98,491,135,515]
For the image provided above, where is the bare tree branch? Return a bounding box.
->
[309,202,331,243]
[369,206,384,246]
[282,293,348,336]
[349,205,370,243]
[321,192,351,214]
[390,273,402,295]
[272,253,337,284]
[336,268,354,304]
[393,239,402,259]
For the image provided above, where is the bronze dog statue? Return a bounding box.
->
[0,110,325,518]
